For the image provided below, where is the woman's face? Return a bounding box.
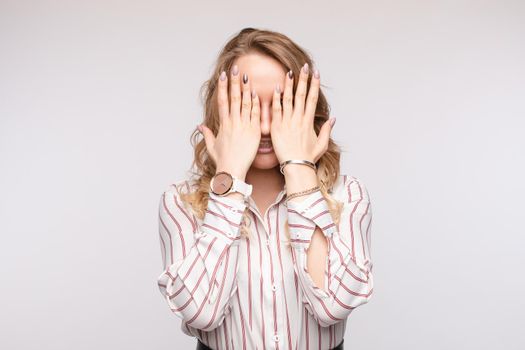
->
[232,53,287,171]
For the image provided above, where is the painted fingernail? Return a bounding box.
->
[276,84,281,94]
[314,69,320,79]
[243,73,248,84]
[251,89,256,98]
[232,65,239,76]
[302,63,309,74]
[288,70,294,80]
[329,117,336,127]
[219,71,226,81]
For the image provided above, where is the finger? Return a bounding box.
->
[250,89,261,127]
[315,117,336,158]
[241,73,252,122]
[229,64,241,120]
[293,63,309,118]
[217,70,230,127]
[272,83,282,126]
[283,69,294,121]
[304,68,320,125]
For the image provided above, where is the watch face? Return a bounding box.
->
[212,172,233,195]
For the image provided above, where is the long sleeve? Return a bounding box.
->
[156,183,247,331]
[286,176,374,327]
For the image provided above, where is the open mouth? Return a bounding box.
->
[258,139,273,153]
[259,139,272,148]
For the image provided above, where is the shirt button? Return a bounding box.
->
[271,284,277,291]
[273,334,280,342]
[266,239,270,245]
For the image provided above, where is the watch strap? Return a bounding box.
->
[231,176,253,199]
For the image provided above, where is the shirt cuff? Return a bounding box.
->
[203,192,247,243]
[286,190,337,248]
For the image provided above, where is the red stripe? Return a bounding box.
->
[184,246,229,324]
[276,207,293,350]
[205,207,242,227]
[348,180,364,259]
[210,196,245,213]
[246,238,253,330]
[201,222,238,241]
[253,212,266,350]
[359,201,371,261]
[288,223,316,230]
[174,189,197,233]
[203,248,232,329]
[266,209,278,350]
[236,289,247,350]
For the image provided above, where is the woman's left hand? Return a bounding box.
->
[270,63,336,165]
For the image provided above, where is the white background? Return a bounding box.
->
[1,0,524,349]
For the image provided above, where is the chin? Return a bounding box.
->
[251,152,280,170]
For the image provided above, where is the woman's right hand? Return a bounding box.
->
[199,64,261,181]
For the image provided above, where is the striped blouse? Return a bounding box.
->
[157,174,374,350]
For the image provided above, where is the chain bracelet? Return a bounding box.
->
[285,185,320,202]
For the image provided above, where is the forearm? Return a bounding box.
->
[284,164,328,289]
[157,190,246,330]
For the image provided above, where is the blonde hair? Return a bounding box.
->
[176,27,345,244]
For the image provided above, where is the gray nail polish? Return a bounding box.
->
[243,73,248,84]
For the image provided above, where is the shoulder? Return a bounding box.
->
[332,174,371,203]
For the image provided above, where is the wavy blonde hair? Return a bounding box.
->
[175,27,345,244]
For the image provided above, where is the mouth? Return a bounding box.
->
[258,139,273,153]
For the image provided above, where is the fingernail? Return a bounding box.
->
[197,124,202,132]
[329,117,336,127]
[251,89,256,98]
[232,65,239,76]
[288,70,294,80]
[219,71,226,81]
[243,73,248,84]
[314,69,320,79]
[276,84,281,94]
[302,63,309,74]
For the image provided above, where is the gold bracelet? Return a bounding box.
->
[285,185,320,202]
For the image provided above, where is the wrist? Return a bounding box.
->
[283,165,318,196]
[282,163,316,178]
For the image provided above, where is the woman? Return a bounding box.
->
[157,28,374,350]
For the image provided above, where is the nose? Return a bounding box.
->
[259,102,271,136]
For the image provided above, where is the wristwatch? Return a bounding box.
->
[210,171,253,200]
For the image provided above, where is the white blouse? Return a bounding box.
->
[157,174,374,350]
